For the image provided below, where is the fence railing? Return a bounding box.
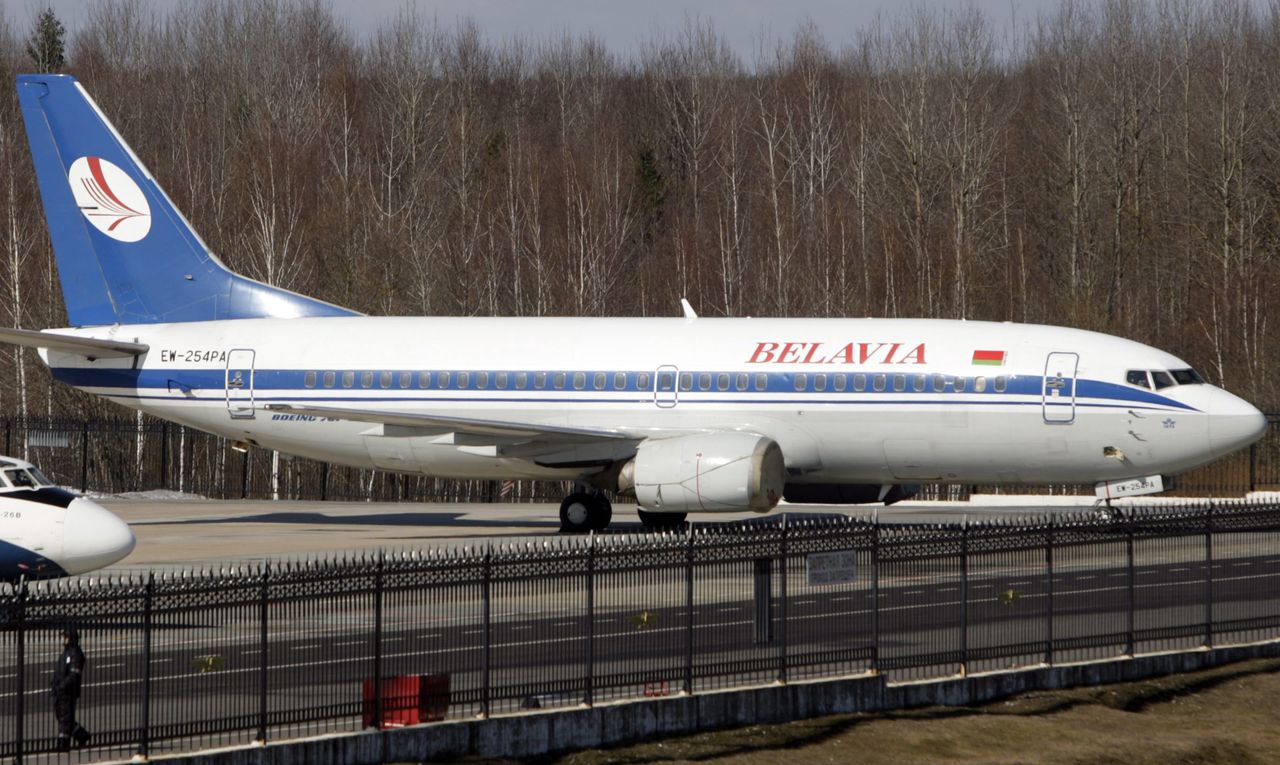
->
[2,414,1279,503]
[3,499,1280,763]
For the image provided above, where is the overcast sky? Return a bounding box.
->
[13,0,1056,61]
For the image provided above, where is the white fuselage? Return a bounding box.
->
[40,316,1266,496]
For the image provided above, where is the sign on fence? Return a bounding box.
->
[805,550,856,586]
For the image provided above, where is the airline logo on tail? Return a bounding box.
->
[67,156,151,242]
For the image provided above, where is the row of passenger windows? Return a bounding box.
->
[1125,368,1205,390]
[300,369,1010,394]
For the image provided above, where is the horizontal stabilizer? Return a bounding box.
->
[0,326,148,358]
[262,404,631,443]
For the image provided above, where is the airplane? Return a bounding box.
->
[0,456,136,580]
[6,73,1269,533]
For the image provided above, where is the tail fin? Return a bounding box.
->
[16,74,357,326]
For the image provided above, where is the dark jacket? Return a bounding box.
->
[51,631,85,700]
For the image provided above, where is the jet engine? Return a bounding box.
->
[617,433,785,513]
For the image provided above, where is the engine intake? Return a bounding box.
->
[618,433,785,513]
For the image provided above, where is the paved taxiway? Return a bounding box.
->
[99,495,1135,567]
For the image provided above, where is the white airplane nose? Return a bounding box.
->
[61,497,135,574]
[1209,389,1269,453]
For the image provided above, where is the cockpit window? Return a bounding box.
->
[1151,370,1176,390]
[1126,370,1151,389]
[3,469,39,489]
[1171,368,1205,385]
[29,468,52,486]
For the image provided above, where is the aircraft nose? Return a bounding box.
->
[61,497,135,574]
[1209,388,1269,453]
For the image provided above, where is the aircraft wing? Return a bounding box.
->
[0,327,149,358]
[261,403,632,443]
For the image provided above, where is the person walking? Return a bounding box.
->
[51,628,90,750]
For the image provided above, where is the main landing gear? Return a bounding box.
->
[559,491,612,533]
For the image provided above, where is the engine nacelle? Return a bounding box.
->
[618,433,785,513]
[783,483,920,506]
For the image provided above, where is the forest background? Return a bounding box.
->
[0,0,1276,428]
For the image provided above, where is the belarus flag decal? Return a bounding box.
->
[972,350,1006,366]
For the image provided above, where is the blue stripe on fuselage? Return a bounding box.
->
[48,367,1201,412]
[0,538,66,581]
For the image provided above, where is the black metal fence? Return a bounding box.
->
[4,499,1280,763]
[3,413,1280,502]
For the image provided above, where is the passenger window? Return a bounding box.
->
[516,372,528,389]
[534,372,547,389]
[1151,371,1175,390]
[955,377,967,393]
[477,372,489,389]
[417,372,430,388]
[614,372,626,390]
[853,374,867,392]
[833,374,847,392]
[399,372,411,389]
[994,376,1007,393]
[379,371,392,389]
[892,374,906,392]
[736,373,748,391]
[594,372,606,390]
[755,373,768,391]
[438,372,451,389]
[342,371,354,388]
[794,373,807,391]
[323,371,336,388]
[814,373,827,392]
[932,374,945,392]
[361,371,374,388]
[304,371,317,388]
[636,372,650,390]
[658,373,674,392]
[573,372,586,390]
[679,373,693,391]
[717,374,730,391]
[496,372,508,389]
[1126,370,1151,389]
[872,374,886,392]
[912,374,925,392]
[553,372,566,389]
[974,376,987,393]
[698,373,712,391]
[458,372,470,389]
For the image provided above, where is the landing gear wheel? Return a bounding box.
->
[638,509,687,529]
[559,492,612,533]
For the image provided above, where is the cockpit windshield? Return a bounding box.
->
[0,467,51,489]
[1126,368,1205,389]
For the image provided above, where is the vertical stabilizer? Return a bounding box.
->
[16,74,357,326]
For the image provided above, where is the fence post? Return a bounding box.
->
[481,543,491,719]
[585,534,595,707]
[960,516,969,677]
[1045,515,1055,666]
[1125,513,1135,657]
[14,577,26,765]
[241,449,251,500]
[159,422,169,490]
[373,551,384,729]
[683,527,694,695]
[257,564,270,744]
[80,420,89,492]
[1204,501,1214,648]
[5,417,11,456]
[139,572,154,758]
[320,462,330,502]
[871,510,880,675]
[777,515,788,685]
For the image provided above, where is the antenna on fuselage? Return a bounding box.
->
[680,298,697,320]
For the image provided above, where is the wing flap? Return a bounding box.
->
[0,326,148,358]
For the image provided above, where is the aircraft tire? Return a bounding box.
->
[560,492,611,533]
[637,509,687,529]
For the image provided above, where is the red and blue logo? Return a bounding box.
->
[67,156,151,242]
